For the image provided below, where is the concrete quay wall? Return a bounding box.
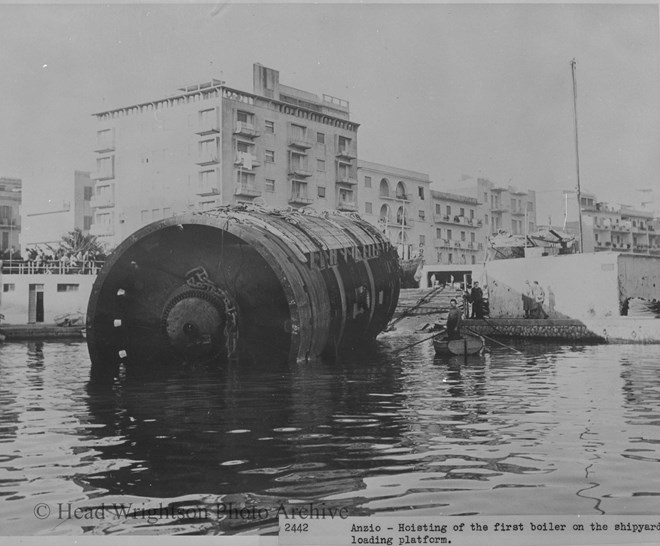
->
[463,318,604,341]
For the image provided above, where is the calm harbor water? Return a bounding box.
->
[1,337,660,535]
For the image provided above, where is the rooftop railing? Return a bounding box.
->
[1,260,104,275]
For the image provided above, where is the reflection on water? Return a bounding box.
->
[2,339,660,534]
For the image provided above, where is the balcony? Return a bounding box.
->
[288,137,312,149]
[196,123,219,136]
[90,194,115,208]
[234,121,260,138]
[336,174,358,186]
[433,214,452,224]
[195,153,219,166]
[94,141,115,154]
[391,218,414,229]
[234,184,261,198]
[336,148,356,160]
[289,195,313,205]
[434,239,452,248]
[337,201,358,212]
[196,187,219,197]
[382,193,410,203]
[0,217,18,227]
[511,209,525,216]
[289,166,313,178]
[234,154,260,170]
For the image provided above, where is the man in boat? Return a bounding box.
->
[446,298,463,340]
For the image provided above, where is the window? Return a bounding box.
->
[446,205,451,216]
[83,187,93,201]
[84,216,92,231]
[470,209,474,219]
[291,124,306,140]
[436,228,442,239]
[527,201,534,212]
[237,171,255,186]
[316,159,325,172]
[236,140,253,154]
[461,231,466,241]
[141,210,150,224]
[318,186,326,198]
[448,253,453,264]
[3,283,15,292]
[290,151,308,172]
[364,176,372,188]
[460,207,465,217]
[337,135,351,153]
[96,156,114,179]
[199,169,217,192]
[419,235,426,246]
[418,186,425,200]
[265,179,275,192]
[265,150,275,163]
[447,229,452,240]
[199,108,218,132]
[236,110,254,125]
[471,255,476,264]
[96,128,114,150]
[317,132,325,144]
[365,202,372,214]
[418,210,425,221]
[484,192,488,204]
[435,203,441,215]
[471,232,475,242]
[485,214,489,224]
[265,120,275,133]
[337,161,351,180]
[57,284,79,292]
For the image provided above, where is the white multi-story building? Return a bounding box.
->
[22,171,93,251]
[0,177,21,254]
[90,64,359,248]
[357,160,431,260]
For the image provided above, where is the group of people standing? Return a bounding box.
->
[522,280,548,319]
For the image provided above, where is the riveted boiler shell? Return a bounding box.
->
[86,208,401,378]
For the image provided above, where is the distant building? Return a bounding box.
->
[566,197,660,254]
[90,63,359,248]
[430,190,484,265]
[357,160,431,260]
[22,171,93,251]
[0,177,22,254]
[448,177,537,236]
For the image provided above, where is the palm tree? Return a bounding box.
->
[59,228,105,256]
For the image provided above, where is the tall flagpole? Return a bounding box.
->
[571,58,584,253]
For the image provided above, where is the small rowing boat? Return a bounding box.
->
[433,332,484,356]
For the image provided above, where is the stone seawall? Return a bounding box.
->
[463,318,605,341]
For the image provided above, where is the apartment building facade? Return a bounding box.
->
[449,177,537,236]
[567,197,660,255]
[430,190,484,265]
[0,177,22,254]
[90,64,359,248]
[357,160,432,260]
[22,171,94,251]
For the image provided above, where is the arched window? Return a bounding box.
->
[396,206,405,225]
[379,204,390,223]
[395,181,407,200]
[379,178,390,198]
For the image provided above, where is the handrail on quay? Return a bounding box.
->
[0,260,104,275]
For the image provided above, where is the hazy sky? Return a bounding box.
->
[1,2,658,224]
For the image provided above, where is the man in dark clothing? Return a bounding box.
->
[467,281,484,319]
[446,298,463,340]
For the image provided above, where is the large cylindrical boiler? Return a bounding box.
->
[86,206,401,377]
